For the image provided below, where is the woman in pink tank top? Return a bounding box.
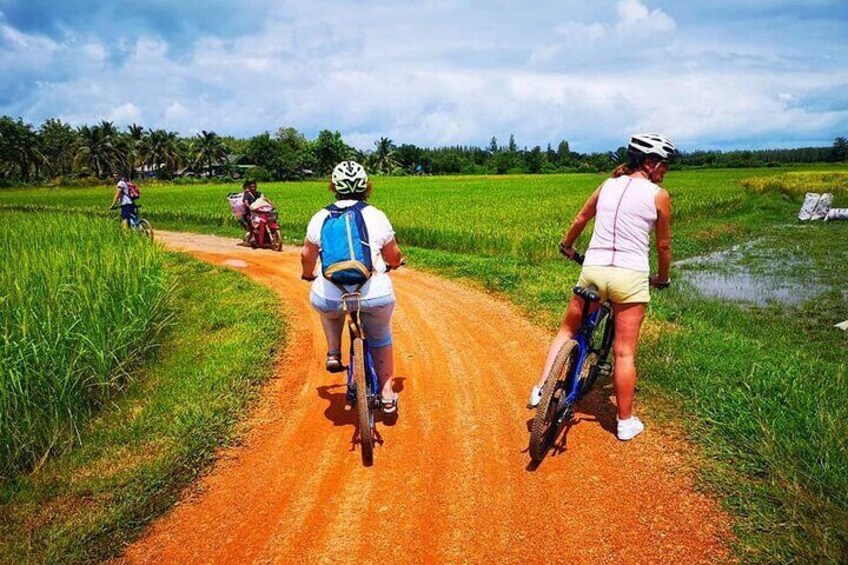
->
[529,134,675,441]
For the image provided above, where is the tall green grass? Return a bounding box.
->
[0,168,820,262]
[0,254,283,564]
[0,212,170,477]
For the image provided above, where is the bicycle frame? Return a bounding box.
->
[343,294,381,410]
[128,206,141,228]
[563,297,615,405]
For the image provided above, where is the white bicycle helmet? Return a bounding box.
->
[628,133,676,162]
[331,161,368,194]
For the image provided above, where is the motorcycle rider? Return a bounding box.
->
[239,180,263,240]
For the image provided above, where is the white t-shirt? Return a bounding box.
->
[116,180,133,206]
[306,200,396,300]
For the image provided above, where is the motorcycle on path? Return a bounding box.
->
[227,193,283,252]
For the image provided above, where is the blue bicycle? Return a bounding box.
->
[112,204,153,239]
[342,292,383,467]
[529,251,615,463]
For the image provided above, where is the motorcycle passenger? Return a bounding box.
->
[300,161,404,413]
[240,180,263,239]
[110,173,134,229]
[529,133,675,441]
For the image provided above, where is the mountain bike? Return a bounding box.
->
[529,251,615,464]
[341,262,404,466]
[342,292,383,467]
[112,204,153,239]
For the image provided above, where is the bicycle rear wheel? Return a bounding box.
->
[136,219,153,240]
[353,338,374,466]
[529,340,578,463]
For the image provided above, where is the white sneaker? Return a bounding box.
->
[528,385,543,408]
[617,416,645,441]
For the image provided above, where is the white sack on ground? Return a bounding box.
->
[811,193,833,221]
[825,208,848,221]
[799,192,822,221]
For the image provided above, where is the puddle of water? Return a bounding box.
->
[682,270,828,306]
[676,240,829,306]
[222,259,249,268]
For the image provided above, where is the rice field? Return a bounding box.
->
[0,169,787,262]
[0,211,170,476]
[1,167,846,561]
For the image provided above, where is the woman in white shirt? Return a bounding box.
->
[529,134,675,441]
[300,161,404,413]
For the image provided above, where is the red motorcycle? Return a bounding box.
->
[248,196,283,251]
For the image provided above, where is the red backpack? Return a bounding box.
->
[126,182,140,200]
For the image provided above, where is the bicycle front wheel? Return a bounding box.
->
[353,338,374,466]
[529,340,578,464]
[136,219,154,240]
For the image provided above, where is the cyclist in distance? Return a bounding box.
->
[300,161,404,413]
[109,173,134,229]
[528,133,675,441]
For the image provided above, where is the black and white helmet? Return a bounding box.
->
[628,133,676,162]
[331,161,368,194]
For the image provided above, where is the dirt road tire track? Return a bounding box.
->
[120,231,732,564]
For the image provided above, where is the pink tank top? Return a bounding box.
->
[583,176,659,272]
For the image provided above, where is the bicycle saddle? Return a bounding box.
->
[572,284,601,303]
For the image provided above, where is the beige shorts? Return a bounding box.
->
[576,265,650,304]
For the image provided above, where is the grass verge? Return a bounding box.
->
[0,253,284,564]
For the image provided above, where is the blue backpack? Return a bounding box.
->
[320,202,373,288]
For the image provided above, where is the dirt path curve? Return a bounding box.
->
[121,231,731,564]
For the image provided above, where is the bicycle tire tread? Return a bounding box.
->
[353,338,374,466]
[529,340,578,463]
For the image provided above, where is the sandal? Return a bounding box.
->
[325,351,344,373]
[381,395,399,414]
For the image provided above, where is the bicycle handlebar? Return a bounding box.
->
[559,242,584,265]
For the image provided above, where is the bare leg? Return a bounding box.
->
[370,345,395,399]
[318,314,344,353]
[535,296,584,389]
[611,303,646,420]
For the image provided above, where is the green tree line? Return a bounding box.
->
[1,115,845,184]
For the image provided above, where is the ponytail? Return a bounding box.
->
[611,152,647,178]
[611,163,635,178]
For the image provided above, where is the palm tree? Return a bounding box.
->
[14,121,44,181]
[75,123,119,178]
[374,137,397,174]
[123,123,145,179]
[191,130,229,177]
[139,129,186,178]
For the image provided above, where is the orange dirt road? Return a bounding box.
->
[121,231,732,564]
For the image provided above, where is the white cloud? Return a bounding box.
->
[1,0,846,151]
[615,0,676,34]
[106,102,140,124]
[555,21,606,42]
[164,102,190,122]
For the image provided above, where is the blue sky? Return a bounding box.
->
[1,0,846,152]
